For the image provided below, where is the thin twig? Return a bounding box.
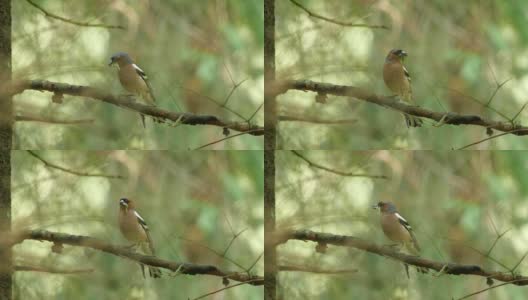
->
[485,78,511,107]
[291,150,388,179]
[180,85,248,122]
[248,103,264,122]
[511,251,528,273]
[27,151,125,179]
[456,279,527,300]
[222,79,248,106]
[192,129,262,150]
[27,151,124,179]
[222,228,248,257]
[449,88,510,121]
[456,129,526,150]
[178,237,247,271]
[289,0,388,29]
[191,279,262,300]
[26,0,124,30]
[246,252,264,273]
[511,102,527,122]
[486,229,511,257]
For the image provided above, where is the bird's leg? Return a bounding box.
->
[387,94,400,101]
[124,243,140,251]
[119,94,137,103]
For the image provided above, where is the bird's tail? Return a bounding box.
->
[139,114,146,128]
[405,237,428,274]
[401,89,422,127]
[141,233,162,278]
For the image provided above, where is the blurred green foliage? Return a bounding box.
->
[12,150,263,299]
[276,0,528,149]
[276,150,528,300]
[13,1,263,149]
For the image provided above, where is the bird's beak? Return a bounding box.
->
[108,59,115,66]
[372,204,379,209]
[399,51,408,57]
[119,199,128,208]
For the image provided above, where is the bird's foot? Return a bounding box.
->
[384,243,402,251]
[124,243,139,251]
[120,94,137,103]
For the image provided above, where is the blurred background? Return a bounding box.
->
[276,0,528,149]
[13,0,263,149]
[12,150,263,299]
[276,150,528,299]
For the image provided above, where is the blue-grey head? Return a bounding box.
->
[119,197,130,210]
[385,49,407,63]
[109,52,133,66]
[372,201,397,213]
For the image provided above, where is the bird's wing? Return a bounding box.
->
[395,212,421,252]
[395,212,411,230]
[132,64,147,80]
[132,63,156,102]
[403,65,411,82]
[402,65,413,101]
[134,210,156,254]
[134,210,149,231]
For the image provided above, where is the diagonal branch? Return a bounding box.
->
[289,0,388,29]
[275,229,528,286]
[276,80,528,136]
[9,229,263,285]
[26,0,125,30]
[7,80,263,135]
[27,150,125,179]
[291,150,388,179]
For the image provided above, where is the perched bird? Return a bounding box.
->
[373,201,427,276]
[383,49,423,127]
[109,52,156,127]
[118,197,162,278]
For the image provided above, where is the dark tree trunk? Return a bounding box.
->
[264,0,276,299]
[0,0,12,299]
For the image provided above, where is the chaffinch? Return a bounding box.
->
[373,201,421,254]
[383,49,423,127]
[118,197,162,278]
[373,201,427,276]
[109,52,156,127]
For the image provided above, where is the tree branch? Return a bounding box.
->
[289,0,389,29]
[278,264,357,274]
[10,230,263,285]
[7,80,263,135]
[291,150,388,179]
[15,265,94,274]
[15,114,94,124]
[25,0,125,30]
[279,115,357,125]
[27,150,125,179]
[275,229,528,286]
[276,79,528,136]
